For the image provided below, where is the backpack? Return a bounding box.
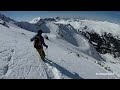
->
[34,36,42,49]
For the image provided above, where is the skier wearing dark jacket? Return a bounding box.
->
[30,30,48,61]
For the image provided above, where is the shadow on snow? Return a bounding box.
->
[45,59,83,79]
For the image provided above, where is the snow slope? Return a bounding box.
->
[53,19,120,78]
[0,22,48,79]
[0,19,117,79]
[43,34,116,79]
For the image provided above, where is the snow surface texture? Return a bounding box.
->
[0,17,119,79]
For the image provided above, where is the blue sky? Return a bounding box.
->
[0,11,120,24]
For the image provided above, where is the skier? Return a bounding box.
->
[30,30,48,61]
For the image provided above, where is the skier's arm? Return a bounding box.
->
[30,34,37,42]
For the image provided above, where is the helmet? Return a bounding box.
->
[38,30,43,34]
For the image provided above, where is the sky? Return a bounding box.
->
[0,11,120,24]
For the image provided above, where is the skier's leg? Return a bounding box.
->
[36,49,40,57]
[41,48,45,60]
[37,49,45,61]
[40,49,45,61]
[42,50,45,58]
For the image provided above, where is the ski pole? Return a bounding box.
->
[45,47,48,59]
[46,48,48,59]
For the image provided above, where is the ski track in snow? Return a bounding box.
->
[0,48,15,78]
[42,59,62,79]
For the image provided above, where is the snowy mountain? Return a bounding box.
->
[15,21,38,32]
[0,13,16,23]
[34,18,120,58]
[14,17,56,33]
[30,17,56,24]
[54,19,120,56]
[29,17,41,24]
[0,14,120,79]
